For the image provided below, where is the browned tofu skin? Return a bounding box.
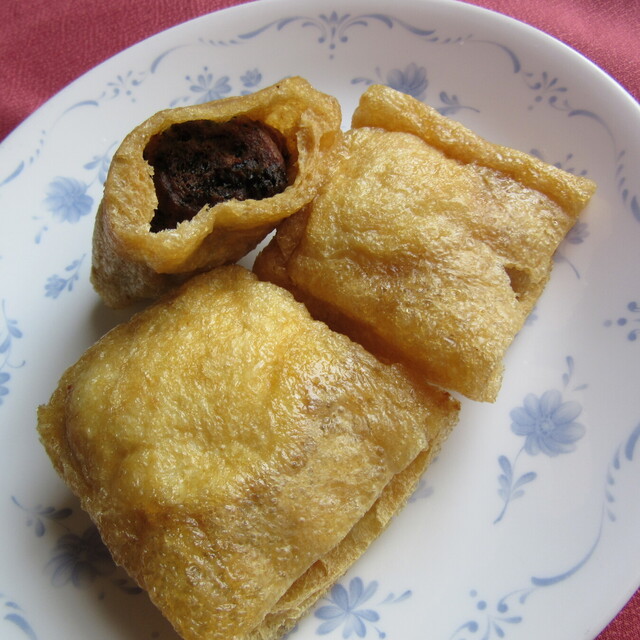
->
[37,265,459,640]
[90,76,343,308]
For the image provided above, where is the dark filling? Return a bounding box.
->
[143,116,289,232]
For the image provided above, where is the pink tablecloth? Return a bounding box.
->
[1,0,638,637]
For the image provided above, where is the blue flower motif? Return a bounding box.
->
[437,91,480,116]
[510,390,585,457]
[47,526,115,588]
[12,496,72,537]
[495,358,587,523]
[386,63,428,100]
[84,146,115,185]
[0,300,24,406]
[0,372,9,401]
[44,275,68,299]
[241,68,262,88]
[44,255,85,299]
[315,578,380,637]
[105,70,145,101]
[44,177,93,223]
[564,221,589,245]
[186,68,232,103]
[524,71,568,109]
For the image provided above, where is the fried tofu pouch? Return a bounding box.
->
[37,266,459,640]
[91,77,342,308]
[254,85,596,402]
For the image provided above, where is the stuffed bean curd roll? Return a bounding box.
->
[255,85,596,402]
[38,266,459,640]
[91,77,342,308]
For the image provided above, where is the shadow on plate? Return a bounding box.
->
[13,487,179,639]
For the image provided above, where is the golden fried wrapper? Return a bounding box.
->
[91,77,343,308]
[38,266,459,640]
[255,86,596,402]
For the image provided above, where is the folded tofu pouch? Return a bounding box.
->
[91,77,342,308]
[38,266,459,640]
[254,85,596,402]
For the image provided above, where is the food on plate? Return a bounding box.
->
[91,76,342,308]
[37,266,459,640]
[254,85,596,402]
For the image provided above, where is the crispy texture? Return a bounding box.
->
[91,77,343,308]
[255,86,596,402]
[38,266,459,640]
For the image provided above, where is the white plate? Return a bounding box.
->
[1,0,639,638]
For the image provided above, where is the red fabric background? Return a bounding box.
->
[0,0,638,637]
[1,0,638,141]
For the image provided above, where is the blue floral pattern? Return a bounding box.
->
[43,178,93,224]
[83,144,115,186]
[523,71,568,110]
[0,132,46,189]
[352,64,478,115]
[385,63,428,100]
[240,68,262,91]
[1,4,639,638]
[315,577,411,638]
[452,421,640,639]
[204,9,639,220]
[604,302,640,341]
[12,498,141,597]
[529,149,589,177]
[510,390,584,457]
[174,68,232,105]
[12,497,72,538]
[520,74,637,221]
[104,70,147,103]
[494,357,586,523]
[1,7,636,225]
[0,594,37,640]
[44,255,85,299]
[212,11,445,59]
[613,150,640,223]
[47,527,115,589]
[0,301,24,407]
[34,144,114,243]
[170,68,263,106]
[60,45,182,115]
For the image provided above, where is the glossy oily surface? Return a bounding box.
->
[256,91,595,401]
[37,266,457,640]
[0,0,639,638]
[91,76,342,308]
